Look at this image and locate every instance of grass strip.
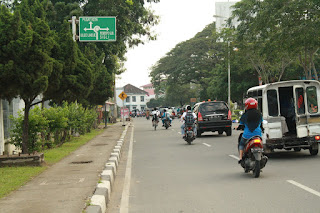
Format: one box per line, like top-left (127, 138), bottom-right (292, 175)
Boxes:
top-left (0, 128), bottom-right (104, 199)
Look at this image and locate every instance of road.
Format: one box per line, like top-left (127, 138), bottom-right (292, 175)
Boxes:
top-left (108, 117), bottom-right (320, 213)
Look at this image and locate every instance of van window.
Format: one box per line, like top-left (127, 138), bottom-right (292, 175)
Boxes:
top-left (307, 86), bottom-right (318, 113)
top-left (295, 88), bottom-right (305, 115)
top-left (267, 90), bottom-right (278, 116)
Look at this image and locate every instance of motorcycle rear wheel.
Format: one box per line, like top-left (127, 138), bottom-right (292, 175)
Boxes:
top-left (254, 160), bottom-right (261, 178)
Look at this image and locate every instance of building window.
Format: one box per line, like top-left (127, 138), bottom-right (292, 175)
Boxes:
top-left (141, 106), bottom-right (145, 111)
top-left (126, 96), bottom-right (130, 102)
top-left (141, 96), bottom-right (144, 102)
top-left (132, 96), bottom-right (136, 102)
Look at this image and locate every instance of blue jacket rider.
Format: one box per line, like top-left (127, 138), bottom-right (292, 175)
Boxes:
top-left (161, 109), bottom-right (172, 126)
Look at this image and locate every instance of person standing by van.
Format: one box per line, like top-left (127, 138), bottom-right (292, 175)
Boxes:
top-left (238, 98), bottom-right (263, 164)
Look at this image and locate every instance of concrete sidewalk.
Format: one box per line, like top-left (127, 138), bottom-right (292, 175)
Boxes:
top-left (0, 122), bottom-right (129, 213)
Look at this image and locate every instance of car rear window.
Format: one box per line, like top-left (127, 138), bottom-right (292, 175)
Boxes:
top-left (199, 102), bottom-right (228, 113)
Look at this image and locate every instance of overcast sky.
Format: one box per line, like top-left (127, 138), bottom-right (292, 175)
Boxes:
top-left (116, 0), bottom-right (235, 88)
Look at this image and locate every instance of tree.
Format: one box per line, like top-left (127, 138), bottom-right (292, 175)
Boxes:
top-left (231, 0), bottom-right (320, 82)
top-left (2, 0), bottom-right (55, 153)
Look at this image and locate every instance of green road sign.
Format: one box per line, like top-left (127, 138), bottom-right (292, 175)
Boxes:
top-left (79, 16), bottom-right (116, 42)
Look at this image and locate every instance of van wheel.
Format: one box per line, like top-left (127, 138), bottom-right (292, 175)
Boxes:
top-left (226, 128), bottom-right (232, 136)
top-left (197, 131), bottom-right (202, 137)
top-left (309, 144), bottom-right (319, 156)
top-left (294, 147), bottom-right (301, 152)
top-left (218, 130), bottom-right (223, 135)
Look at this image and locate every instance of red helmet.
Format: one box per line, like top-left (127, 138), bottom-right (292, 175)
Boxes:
top-left (245, 98), bottom-right (258, 110)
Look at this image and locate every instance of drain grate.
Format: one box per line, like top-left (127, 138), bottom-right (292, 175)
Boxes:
top-left (71, 160), bottom-right (93, 164)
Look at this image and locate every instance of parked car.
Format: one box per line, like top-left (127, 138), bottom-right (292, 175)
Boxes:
top-left (193, 101), bottom-right (232, 137)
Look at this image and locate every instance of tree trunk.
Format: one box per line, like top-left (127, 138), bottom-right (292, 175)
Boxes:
top-left (22, 100), bottom-right (31, 154)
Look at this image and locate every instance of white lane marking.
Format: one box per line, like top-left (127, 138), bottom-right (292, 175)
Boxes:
top-left (287, 180), bottom-right (320, 197)
top-left (229, 155), bottom-right (240, 160)
top-left (120, 126), bottom-right (134, 213)
top-left (178, 132), bottom-right (181, 134)
top-left (171, 129), bottom-right (175, 131)
top-left (79, 178), bottom-right (85, 183)
top-left (202, 143), bottom-right (211, 147)
top-left (40, 181), bottom-right (47, 186)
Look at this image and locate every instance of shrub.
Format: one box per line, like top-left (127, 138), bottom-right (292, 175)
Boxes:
top-left (10, 106), bottom-right (49, 153)
top-left (10, 102), bottom-right (99, 153)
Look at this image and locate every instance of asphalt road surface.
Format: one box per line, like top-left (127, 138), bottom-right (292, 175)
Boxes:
top-left (108, 117), bottom-right (320, 213)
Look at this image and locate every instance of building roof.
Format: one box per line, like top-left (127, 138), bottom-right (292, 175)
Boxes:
top-left (141, 83), bottom-right (153, 88)
top-left (124, 84), bottom-right (148, 95)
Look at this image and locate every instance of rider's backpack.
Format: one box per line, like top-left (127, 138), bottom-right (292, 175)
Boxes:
top-left (185, 111), bottom-right (195, 126)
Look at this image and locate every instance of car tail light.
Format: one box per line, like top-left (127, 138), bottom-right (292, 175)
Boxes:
top-left (198, 112), bottom-right (203, 121)
top-left (315, 136), bottom-right (320, 141)
top-left (227, 110), bottom-right (232, 120)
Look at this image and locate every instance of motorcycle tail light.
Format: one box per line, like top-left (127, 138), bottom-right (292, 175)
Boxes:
top-left (188, 126), bottom-right (192, 130)
top-left (253, 139), bottom-right (261, 143)
top-left (315, 136), bottom-right (320, 141)
top-left (198, 112), bottom-right (203, 121)
top-left (227, 110), bottom-right (232, 120)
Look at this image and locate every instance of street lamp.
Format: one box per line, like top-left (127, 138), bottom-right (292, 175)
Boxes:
top-left (213, 14), bottom-right (231, 108)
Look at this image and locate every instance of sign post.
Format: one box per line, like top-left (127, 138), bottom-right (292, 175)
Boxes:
top-left (79, 17), bottom-right (116, 42)
top-left (118, 91), bottom-right (128, 126)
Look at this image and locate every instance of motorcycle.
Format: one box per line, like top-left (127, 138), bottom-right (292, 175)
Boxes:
top-left (237, 125), bottom-right (268, 178)
top-left (152, 115), bottom-right (159, 130)
top-left (163, 117), bottom-right (170, 129)
top-left (184, 124), bottom-right (195, 145)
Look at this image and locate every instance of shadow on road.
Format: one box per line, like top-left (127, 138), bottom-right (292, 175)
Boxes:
top-left (266, 150), bottom-right (319, 160)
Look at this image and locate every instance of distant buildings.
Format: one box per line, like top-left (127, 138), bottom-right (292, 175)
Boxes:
top-left (115, 83), bottom-right (157, 111)
top-left (116, 84), bottom-right (149, 111)
top-left (141, 83), bottom-right (156, 102)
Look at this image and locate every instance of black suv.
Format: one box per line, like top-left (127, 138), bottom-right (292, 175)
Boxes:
top-left (193, 101), bottom-right (232, 137)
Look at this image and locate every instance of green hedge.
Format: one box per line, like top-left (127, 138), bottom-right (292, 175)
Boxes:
top-left (9, 102), bottom-right (99, 153)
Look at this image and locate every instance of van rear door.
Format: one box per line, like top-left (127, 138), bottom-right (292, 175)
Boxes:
top-left (294, 86), bottom-right (308, 138)
top-left (305, 85), bottom-right (320, 136)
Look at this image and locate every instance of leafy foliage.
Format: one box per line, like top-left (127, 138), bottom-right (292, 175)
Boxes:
top-left (10, 102), bottom-right (99, 153)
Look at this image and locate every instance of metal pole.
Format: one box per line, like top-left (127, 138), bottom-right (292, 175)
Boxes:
top-left (228, 41), bottom-right (231, 108)
top-left (104, 103), bottom-right (107, 128)
top-left (122, 100), bottom-right (125, 126)
top-left (72, 16), bottom-right (76, 41)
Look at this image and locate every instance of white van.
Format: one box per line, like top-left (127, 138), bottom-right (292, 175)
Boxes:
top-left (247, 80), bottom-right (320, 155)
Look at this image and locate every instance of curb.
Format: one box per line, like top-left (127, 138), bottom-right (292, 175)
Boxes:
top-left (85, 123), bottom-right (130, 213)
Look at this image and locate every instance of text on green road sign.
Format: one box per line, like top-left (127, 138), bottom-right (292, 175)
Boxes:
top-left (79, 16), bottom-right (116, 42)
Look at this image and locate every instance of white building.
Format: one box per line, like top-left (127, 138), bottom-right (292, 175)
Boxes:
top-left (116, 84), bottom-right (149, 112)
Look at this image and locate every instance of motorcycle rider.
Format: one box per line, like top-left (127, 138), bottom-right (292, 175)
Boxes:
top-left (161, 109), bottom-right (172, 126)
top-left (180, 105), bottom-right (197, 138)
top-left (237, 98), bottom-right (263, 164)
top-left (151, 107), bottom-right (160, 122)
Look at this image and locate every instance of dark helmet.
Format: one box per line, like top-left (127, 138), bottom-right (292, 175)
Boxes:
top-left (186, 105), bottom-right (191, 110)
top-left (163, 109), bottom-right (167, 112)
top-left (153, 107), bottom-right (157, 111)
